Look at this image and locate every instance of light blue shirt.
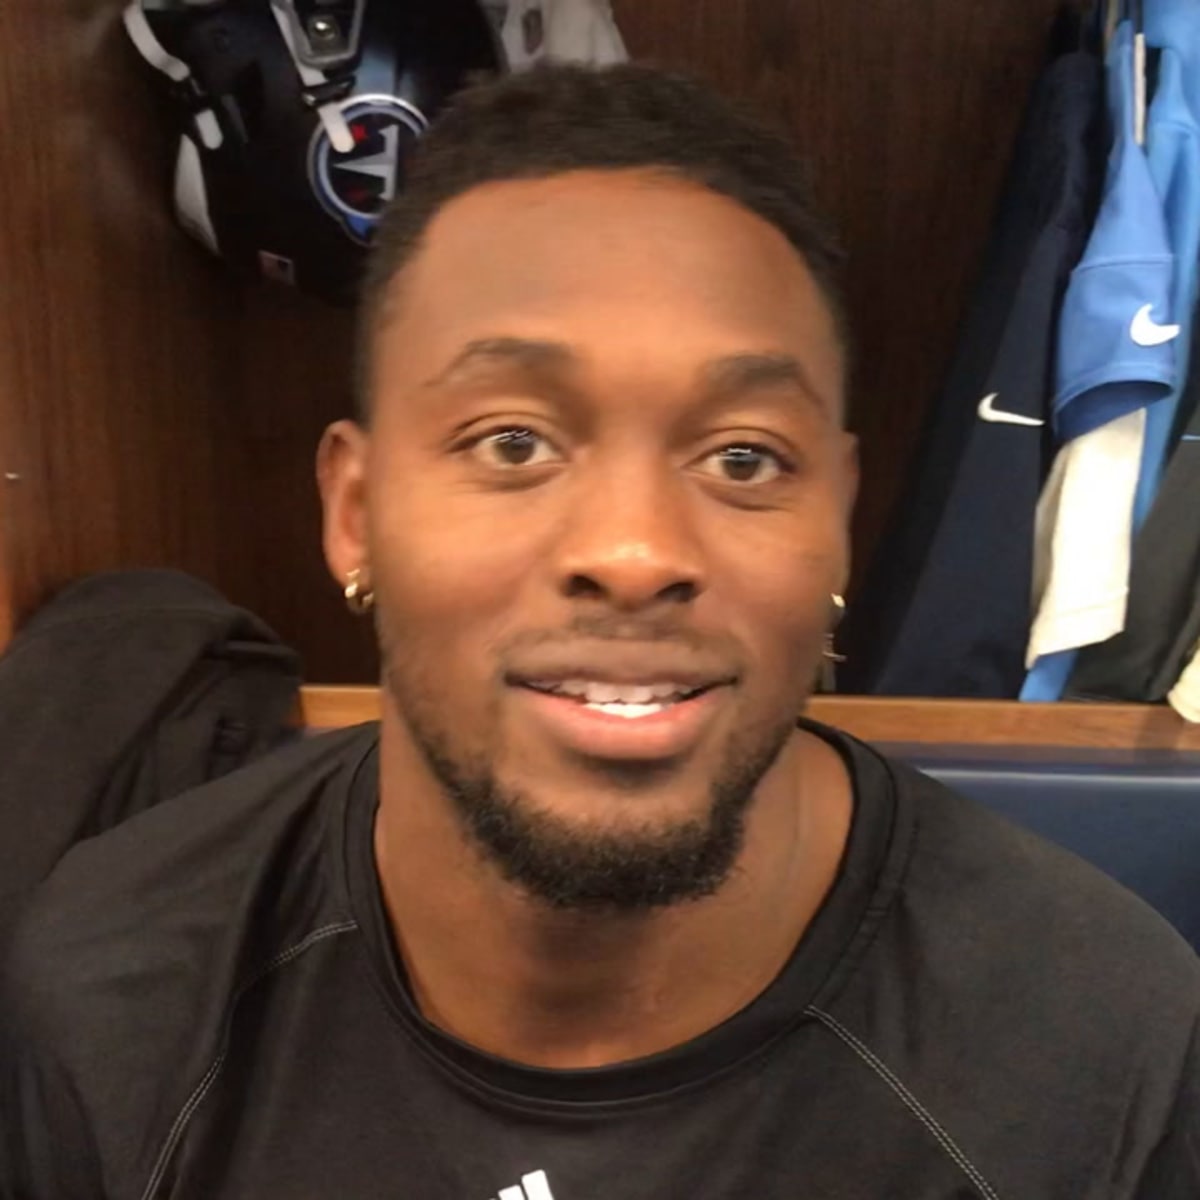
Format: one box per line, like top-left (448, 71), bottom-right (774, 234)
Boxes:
top-left (1022, 17), bottom-right (1176, 702)
top-left (1131, 0), bottom-right (1200, 525)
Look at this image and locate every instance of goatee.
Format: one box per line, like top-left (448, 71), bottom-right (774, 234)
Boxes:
top-left (386, 658), bottom-right (795, 912)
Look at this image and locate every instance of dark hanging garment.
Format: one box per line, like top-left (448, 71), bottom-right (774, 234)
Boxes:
top-left (0, 570), bottom-right (302, 905)
top-left (1066, 310), bottom-right (1200, 704)
top-left (839, 39), bottom-right (1104, 697)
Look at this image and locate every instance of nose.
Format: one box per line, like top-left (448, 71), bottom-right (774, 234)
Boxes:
top-left (553, 460), bottom-right (705, 611)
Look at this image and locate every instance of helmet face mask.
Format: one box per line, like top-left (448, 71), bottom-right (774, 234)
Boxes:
top-left (126, 0), bottom-right (501, 304)
top-left (275, 0), bottom-right (366, 72)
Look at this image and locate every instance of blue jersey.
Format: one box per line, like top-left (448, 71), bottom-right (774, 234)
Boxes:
top-left (1132, 0), bottom-right (1200, 525)
top-left (1021, 18), bottom-right (1176, 703)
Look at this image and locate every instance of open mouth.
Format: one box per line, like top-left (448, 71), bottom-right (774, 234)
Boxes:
top-left (517, 679), bottom-right (716, 719)
top-left (501, 657), bottom-right (734, 758)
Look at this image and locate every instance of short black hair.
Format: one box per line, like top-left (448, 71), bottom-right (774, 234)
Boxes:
top-left (356, 62), bottom-right (846, 420)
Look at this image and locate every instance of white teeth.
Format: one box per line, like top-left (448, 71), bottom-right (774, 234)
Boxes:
top-left (585, 701), bottom-right (668, 719)
top-left (551, 679), bottom-right (690, 704)
top-left (555, 678), bottom-right (595, 699)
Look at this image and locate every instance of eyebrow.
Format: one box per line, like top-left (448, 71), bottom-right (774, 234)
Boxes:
top-left (422, 339), bottom-right (829, 414)
top-left (699, 353), bottom-right (827, 415)
top-left (421, 337), bottom-right (577, 389)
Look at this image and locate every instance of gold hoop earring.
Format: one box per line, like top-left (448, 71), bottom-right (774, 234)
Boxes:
top-left (820, 593), bottom-right (847, 693)
top-left (344, 568), bottom-right (375, 616)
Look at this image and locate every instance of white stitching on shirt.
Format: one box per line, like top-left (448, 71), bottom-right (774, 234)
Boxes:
top-left (807, 1006), bottom-right (1002, 1200)
top-left (139, 920), bottom-right (359, 1200)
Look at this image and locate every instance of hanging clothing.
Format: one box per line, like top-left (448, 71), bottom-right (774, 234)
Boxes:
top-left (1131, 0), bottom-right (1200, 527)
top-left (1065, 302), bottom-right (1200, 705)
top-left (1169, 632), bottom-right (1200, 720)
top-left (1021, 18), bottom-right (1177, 702)
top-left (1035, 1), bottom-right (1200, 712)
top-left (0, 570), bottom-right (301, 906)
top-left (837, 39), bottom-right (1103, 697)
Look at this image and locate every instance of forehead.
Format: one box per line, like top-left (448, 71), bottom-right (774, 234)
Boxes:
top-left (374, 170), bottom-right (843, 410)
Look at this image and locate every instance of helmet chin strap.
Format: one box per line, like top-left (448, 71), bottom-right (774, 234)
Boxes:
top-left (122, 2), bottom-right (223, 150)
top-left (269, 2), bottom-right (356, 154)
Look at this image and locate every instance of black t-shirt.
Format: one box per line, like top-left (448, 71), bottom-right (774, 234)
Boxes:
top-left (3, 723), bottom-right (1199, 1199)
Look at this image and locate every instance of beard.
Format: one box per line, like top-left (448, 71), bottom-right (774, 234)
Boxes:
top-left (382, 638), bottom-right (798, 914)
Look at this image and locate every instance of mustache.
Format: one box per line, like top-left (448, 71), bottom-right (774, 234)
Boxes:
top-left (499, 616), bottom-right (738, 658)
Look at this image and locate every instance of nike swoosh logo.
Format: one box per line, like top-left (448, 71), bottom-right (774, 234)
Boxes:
top-left (977, 393), bottom-right (1045, 427)
top-left (1130, 303), bottom-right (1181, 347)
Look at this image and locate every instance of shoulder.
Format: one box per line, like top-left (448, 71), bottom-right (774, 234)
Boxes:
top-left (9, 724), bottom-right (374, 962)
top-left (890, 753), bottom-right (1200, 1003)
top-left (6, 724), bottom-right (375, 997)
top-left (824, 744), bottom-right (1200, 1194)
top-left (1, 725), bottom-right (375, 1193)
top-left (881, 752), bottom-right (1200, 1024)
top-left (872, 753), bottom-right (1196, 1140)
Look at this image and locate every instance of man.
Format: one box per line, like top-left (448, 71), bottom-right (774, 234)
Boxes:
top-left (3, 64), bottom-right (1198, 1200)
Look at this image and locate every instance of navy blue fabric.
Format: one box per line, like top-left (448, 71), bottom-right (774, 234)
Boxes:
top-left (840, 45), bottom-right (1103, 698)
top-left (900, 748), bottom-right (1200, 954)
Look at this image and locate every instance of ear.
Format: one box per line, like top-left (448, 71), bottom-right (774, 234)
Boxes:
top-left (317, 419), bottom-right (371, 591)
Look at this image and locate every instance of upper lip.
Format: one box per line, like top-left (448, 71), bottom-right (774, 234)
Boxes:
top-left (505, 645), bottom-right (738, 693)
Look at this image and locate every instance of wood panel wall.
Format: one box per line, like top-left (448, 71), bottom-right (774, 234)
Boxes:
top-left (0, 0), bottom-right (371, 682)
top-left (229, 290), bottom-right (372, 681)
top-left (0, 1), bottom-right (238, 628)
top-left (0, 0), bottom-right (1072, 685)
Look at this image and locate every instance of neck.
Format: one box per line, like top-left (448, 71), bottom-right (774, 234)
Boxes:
top-left (373, 716), bottom-right (852, 1070)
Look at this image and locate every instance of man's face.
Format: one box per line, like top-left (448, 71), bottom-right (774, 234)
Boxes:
top-left (325, 169), bottom-right (856, 910)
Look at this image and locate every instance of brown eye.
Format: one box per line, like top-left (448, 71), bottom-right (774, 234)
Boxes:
top-left (470, 427), bottom-right (560, 468)
top-left (699, 444), bottom-right (790, 484)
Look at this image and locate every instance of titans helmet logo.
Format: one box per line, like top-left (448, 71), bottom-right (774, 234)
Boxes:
top-left (308, 94), bottom-right (428, 243)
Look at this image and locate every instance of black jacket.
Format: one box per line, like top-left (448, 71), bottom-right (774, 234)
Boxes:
top-left (0, 570), bottom-right (301, 904)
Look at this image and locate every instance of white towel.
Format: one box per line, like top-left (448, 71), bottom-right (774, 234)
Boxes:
top-left (490, 0), bottom-right (629, 71)
top-left (1168, 647), bottom-right (1200, 722)
top-left (1026, 407), bottom-right (1146, 665)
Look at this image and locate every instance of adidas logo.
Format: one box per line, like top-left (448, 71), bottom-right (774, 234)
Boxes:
top-left (491, 1168), bottom-right (556, 1200)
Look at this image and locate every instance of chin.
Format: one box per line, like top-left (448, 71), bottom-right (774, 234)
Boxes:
top-left (514, 771), bottom-right (718, 830)
top-left (467, 784), bottom-right (750, 913)
top-left (439, 732), bottom-right (790, 913)
top-left (390, 660), bottom-right (799, 910)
